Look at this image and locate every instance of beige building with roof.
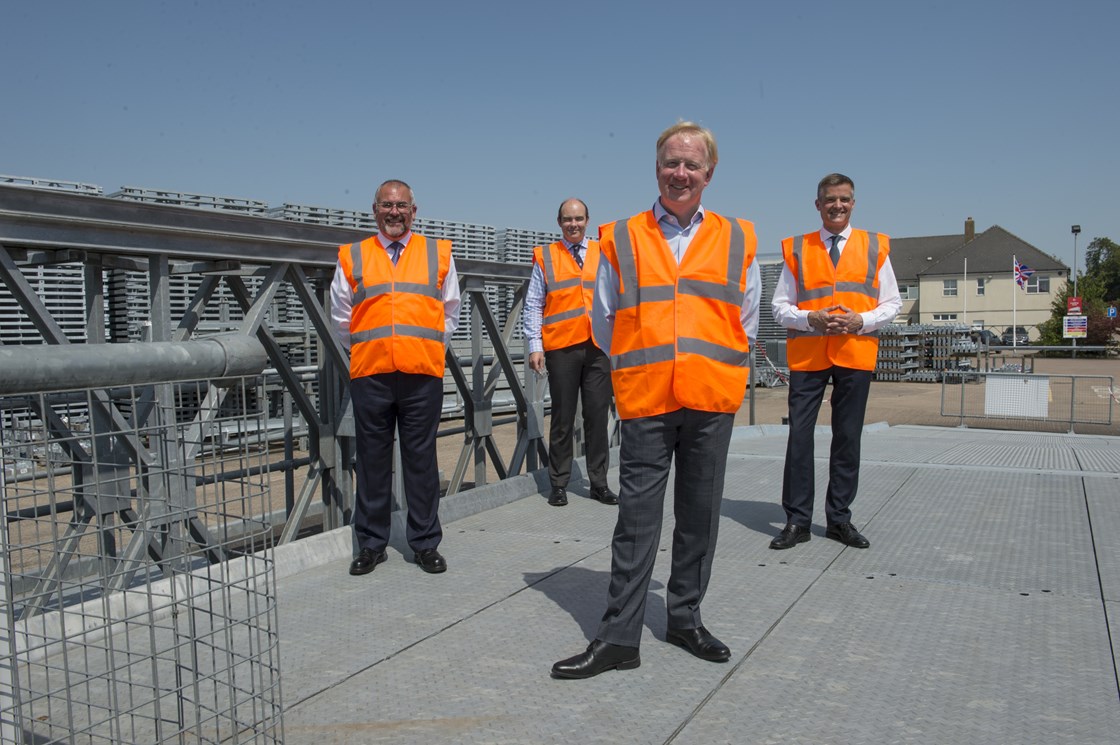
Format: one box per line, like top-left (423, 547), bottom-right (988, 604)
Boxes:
top-left (889, 218), bottom-right (1069, 341)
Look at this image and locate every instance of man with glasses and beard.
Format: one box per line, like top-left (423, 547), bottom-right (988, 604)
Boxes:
top-left (330, 179), bottom-right (461, 576)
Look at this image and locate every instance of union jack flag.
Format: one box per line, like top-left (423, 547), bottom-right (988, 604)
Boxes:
top-left (1014, 259), bottom-right (1035, 289)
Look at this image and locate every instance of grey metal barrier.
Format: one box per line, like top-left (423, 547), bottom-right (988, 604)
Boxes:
top-left (940, 370), bottom-right (1116, 433)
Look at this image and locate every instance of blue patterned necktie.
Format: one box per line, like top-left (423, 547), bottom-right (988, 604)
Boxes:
top-left (388, 241), bottom-right (403, 265)
top-left (829, 235), bottom-right (841, 266)
top-left (570, 244), bottom-right (583, 269)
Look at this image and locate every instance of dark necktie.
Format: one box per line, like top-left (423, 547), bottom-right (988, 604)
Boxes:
top-left (829, 235), bottom-right (841, 266)
top-left (570, 244), bottom-right (583, 269)
top-left (388, 241), bottom-right (403, 265)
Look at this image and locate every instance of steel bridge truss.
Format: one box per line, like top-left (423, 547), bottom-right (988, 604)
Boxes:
top-left (0, 185), bottom-right (546, 577)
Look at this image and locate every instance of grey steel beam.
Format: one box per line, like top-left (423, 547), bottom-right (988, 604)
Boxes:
top-left (148, 253), bottom-right (171, 341)
top-left (1, 184), bottom-right (529, 279)
top-left (0, 242), bottom-right (73, 343)
top-left (172, 274), bottom-right (222, 342)
top-left (285, 263), bottom-right (349, 379)
top-left (225, 274), bottom-right (323, 449)
top-left (0, 335), bottom-right (268, 395)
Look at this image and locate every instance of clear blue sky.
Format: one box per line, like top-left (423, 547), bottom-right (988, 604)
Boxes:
top-left (4, 0), bottom-right (1117, 270)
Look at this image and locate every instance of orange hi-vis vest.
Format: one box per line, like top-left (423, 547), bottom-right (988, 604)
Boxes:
top-left (338, 233), bottom-right (452, 379)
top-left (781, 229), bottom-right (889, 372)
top-left (532, 240), bottom-right (600, 351)
top-left (599, 210), bottom-right (757, 420)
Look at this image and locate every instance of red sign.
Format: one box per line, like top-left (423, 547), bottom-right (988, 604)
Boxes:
top-left (1067, 296), bottom-right (1082, 315)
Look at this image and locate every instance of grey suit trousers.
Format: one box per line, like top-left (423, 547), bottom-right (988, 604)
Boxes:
top-left (596, 408), bottom-right (734, 647)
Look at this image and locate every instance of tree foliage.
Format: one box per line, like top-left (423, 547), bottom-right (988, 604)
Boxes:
top-left (1084, 237), bottom-right (1120, 303)
top-left (1037, 236), bottom-right (1120, 349)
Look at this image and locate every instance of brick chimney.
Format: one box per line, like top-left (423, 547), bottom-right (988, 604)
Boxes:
top-left (965, 217), bottom-right (975, 242)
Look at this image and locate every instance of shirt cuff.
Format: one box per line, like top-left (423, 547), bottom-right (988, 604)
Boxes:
top-left (798, 309), bottom-right (814, 332)
top-left (529, 339), bottom-right (544, 354)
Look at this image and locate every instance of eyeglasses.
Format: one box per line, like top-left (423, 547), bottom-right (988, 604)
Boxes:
top-left (376, 201), bottom-right (413, 212)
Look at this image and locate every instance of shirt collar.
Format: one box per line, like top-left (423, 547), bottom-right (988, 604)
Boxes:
top-left (564, 239), bottom-right (585, 250)
top-left (376, 231), bottom-right (412, 248)
top-left (820, 226), bottom-right (852, 243)
top-left (653, 199), bottom-right (705, 228)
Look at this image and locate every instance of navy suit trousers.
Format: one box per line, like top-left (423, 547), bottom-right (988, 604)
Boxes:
top-left (350, 371), bottom-right (443, 553)
top-left (781, 366), bottom-right (873, 527)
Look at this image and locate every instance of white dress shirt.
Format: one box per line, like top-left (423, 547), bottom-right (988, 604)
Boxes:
top-left (329, 230), bottom-right (461, 349)
top-left (771, 226), bottom-right (902, 333)
top-left (522, 238), bottom-right (586, 355)
top-left (591, 200), bottom-right (762, 353)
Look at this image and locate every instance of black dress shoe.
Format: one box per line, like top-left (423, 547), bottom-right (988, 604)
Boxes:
top-left (770, 523), bottom-right (811, 550)
top-left (349, 548), bottom-right (387, 576)
top-left (665, 626), bottom-right (731, 662)
top-left (591, 486), bottom-right (618, 505)
top-left (551, 639), bottom-right (640, 679)
top-left (548, 487), bottom-right (568, 506)
top-left (414, 548), bottom-right (447, 573)
top-left (826, 522), bottom-right (870, 548)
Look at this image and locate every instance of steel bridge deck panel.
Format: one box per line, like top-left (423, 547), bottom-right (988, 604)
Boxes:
top-left (1087, 476), bottom-right (1120, 602)
top-left (281, 546), bottom-right (818, 744)
top-left (671, 574), bottom-right (1118, 745)
top-left (267, 425), bottom-right (1120, 745)
top-left (838, 469), bottom-right (1099, 596)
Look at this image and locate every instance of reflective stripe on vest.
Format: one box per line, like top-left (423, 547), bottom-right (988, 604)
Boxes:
top-left (351, 324), bottom-right (445, 345)
top-left (341, 234), bottom-right (450, 378)
top-left (611, 218), bottom-right (747, 371)
top-left (537, 241), bottom-right (595, 350)
top-left (782, 229), bottom-right (886, 371)
top-left (602, 210), bottom-right (756, 419)
top-left (790, 232), bottom-right (881, 302)
top-left (540, 242), bottom-right (584, 326)
top-left (785, 231), bottom-right (882, 340)
top-left (349, 239), bottom-right (442, 307)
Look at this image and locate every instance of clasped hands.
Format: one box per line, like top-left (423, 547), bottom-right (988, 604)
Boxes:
top-left (808, 305), bottom-right (864, 335)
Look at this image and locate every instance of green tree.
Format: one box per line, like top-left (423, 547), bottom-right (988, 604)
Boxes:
top-left (1084, 237), bottom-right (1120, 302)
top-left (1037, 237), bottom-right (1120, 350)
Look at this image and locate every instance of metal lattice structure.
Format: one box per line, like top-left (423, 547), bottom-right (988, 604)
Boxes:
top-left (0, 181), bottom-right (549, 509)
top-left (1, 375), bottom-right (283, 744)
top-left (0, 182), bottom-right (564, 743)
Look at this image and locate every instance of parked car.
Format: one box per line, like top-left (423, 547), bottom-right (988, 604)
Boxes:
top-left (1001, 326), bottom-right (1029, 345)
top-left (972, 329), bottom-right (1001, 348)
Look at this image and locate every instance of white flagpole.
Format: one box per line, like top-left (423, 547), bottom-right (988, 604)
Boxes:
top-left (1012, 254), bottom-right (1018, 349)
top-left (963, 257), bottom-right (968, 328)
